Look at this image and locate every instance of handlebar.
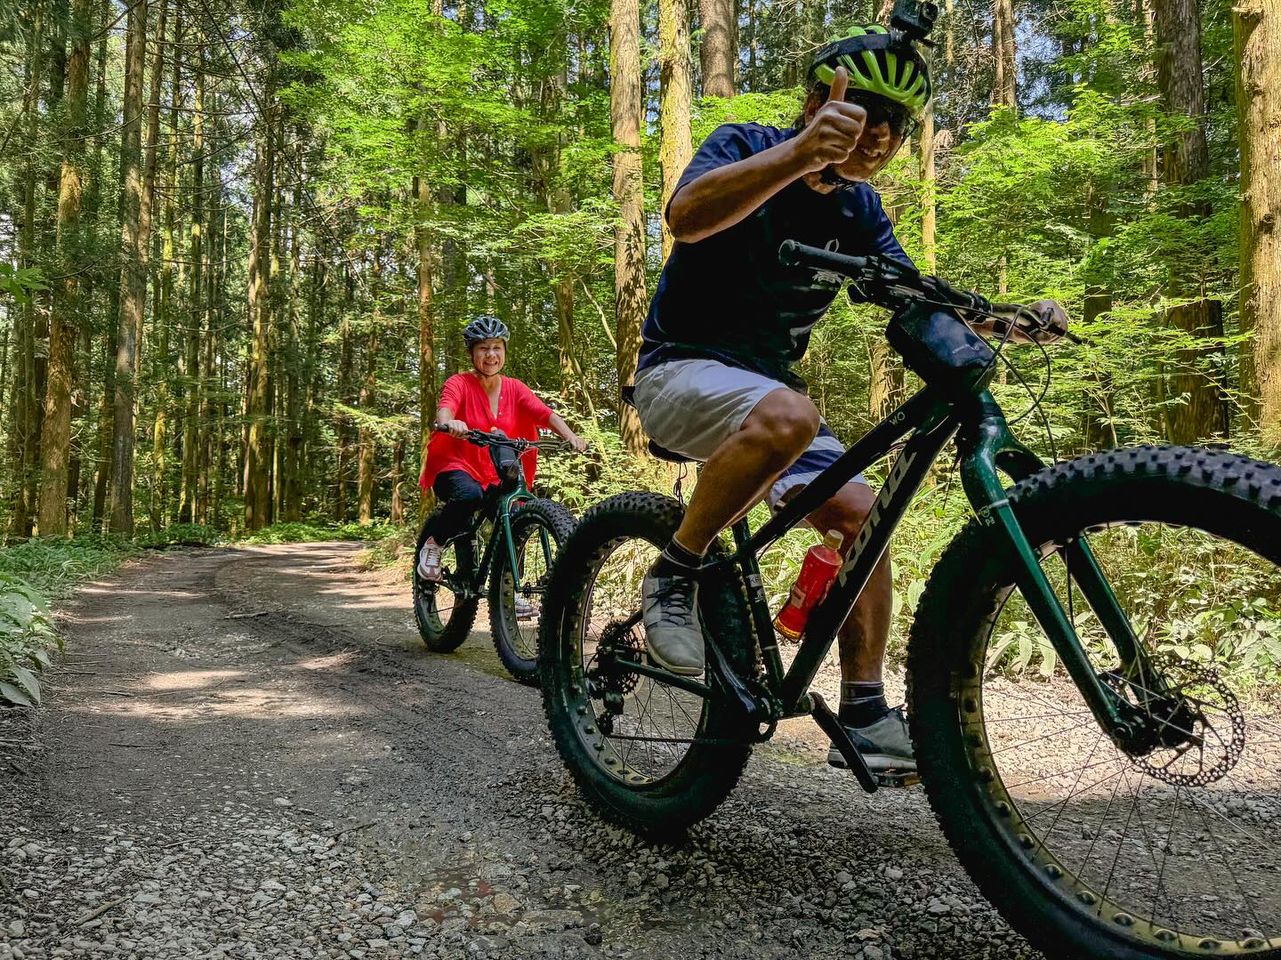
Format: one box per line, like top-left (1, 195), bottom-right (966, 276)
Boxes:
top-left (431, 425), bottom-right (574, 453)
top-left (777, 240), bottom-right (1081, 345)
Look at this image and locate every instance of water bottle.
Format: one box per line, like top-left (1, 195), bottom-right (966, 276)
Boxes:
top-left (774, 529), bottom-right (845, 639)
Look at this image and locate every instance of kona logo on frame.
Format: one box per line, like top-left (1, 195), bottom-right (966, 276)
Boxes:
top-left (836, 448), bottom-right (918, 588)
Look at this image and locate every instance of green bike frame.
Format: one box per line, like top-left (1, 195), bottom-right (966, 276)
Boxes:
top-left (689, 383), bottom-right (1153, 747)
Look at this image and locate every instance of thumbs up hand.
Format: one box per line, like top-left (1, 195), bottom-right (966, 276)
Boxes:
top-left (790, 66), bottom-right (869, 175)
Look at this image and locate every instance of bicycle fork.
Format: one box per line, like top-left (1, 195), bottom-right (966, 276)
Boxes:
top-left (960, 398), bottom-right (1161, 752)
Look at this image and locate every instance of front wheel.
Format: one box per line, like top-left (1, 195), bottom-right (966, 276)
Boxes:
top-left (909, 446), bottom-right (1281, 960)
top-left (488, 499), bottom-right (576, 685)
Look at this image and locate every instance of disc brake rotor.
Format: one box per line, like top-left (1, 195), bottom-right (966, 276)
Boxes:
top-left (1108, 655), bottom-right (1246, 787)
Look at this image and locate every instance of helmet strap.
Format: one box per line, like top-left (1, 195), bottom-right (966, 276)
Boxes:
top-left (818, 165), bottom-right (865, 192)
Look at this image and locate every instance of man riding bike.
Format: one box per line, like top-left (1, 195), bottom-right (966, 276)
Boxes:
top-left (418, 316), bottom-right (587, 586)
top-left (631, 25), bottom-right (1069, 776)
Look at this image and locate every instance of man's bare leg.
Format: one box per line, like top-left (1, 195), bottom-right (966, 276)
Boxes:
top-left (671, 389), bottom-right (820, 553)
top-left (643, 389), bottom-right (819, 676)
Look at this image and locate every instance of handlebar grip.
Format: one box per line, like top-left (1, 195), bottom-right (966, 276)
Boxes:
top-left (778, 239), bottom-right (869, 275)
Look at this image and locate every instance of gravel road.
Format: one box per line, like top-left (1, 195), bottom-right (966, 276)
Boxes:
top-left (0, 542), bottom-right (1041, 960)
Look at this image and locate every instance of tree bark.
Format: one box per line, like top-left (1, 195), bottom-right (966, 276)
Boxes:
top-left (415, 173), bottom-right (437, 499)
top-left (1153, 0), bottom-right (1224, 441)
top-left (993, 0), bottom-right (1017, 107)
top-left (1234, 0), bottom-right (1281, 445)
top-left (659, 0), bottom-right (694, 261)
top-left (37, 0), bottom-right (94, 535)
top-left (698, 0), bottom-right (736, 97)
top-left (610, 0), bottom-right (649, 456)
top-left (147, 0), bottom-right (170, 528)
top-left (180, 34), bottom-right (206, 523)
top-left (245, 79), bottom-right (277, 531)
top-left (107, 0), bottom-right (149, 535)
top-left (1153, 0), bottom-right (1210, 192)
top-left (919, 104), bottom-right (937, 274)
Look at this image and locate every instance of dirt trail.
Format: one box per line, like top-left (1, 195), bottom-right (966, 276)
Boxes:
top-left (0, 543), bottom-right (1037, 960)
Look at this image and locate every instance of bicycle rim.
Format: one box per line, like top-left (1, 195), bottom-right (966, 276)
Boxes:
top-left (566, 535), bottom-right (710, 786)
top-left (415, 540), bottom-right (464, 630)
top-left (969, 519), bottom-right (1281, 953)
top-left (500, 521), bottom-right (557, 662)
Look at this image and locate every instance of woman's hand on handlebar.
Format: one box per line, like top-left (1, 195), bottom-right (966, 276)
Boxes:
top-left (437, 418), bottom-right (470, 439)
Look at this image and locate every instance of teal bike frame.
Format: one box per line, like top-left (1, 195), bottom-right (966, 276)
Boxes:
top-left (444, 436), bottom-right (557, 602)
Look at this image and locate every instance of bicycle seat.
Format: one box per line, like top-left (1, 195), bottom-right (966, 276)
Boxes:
top-left (648, 441), bottom-right (694, 464)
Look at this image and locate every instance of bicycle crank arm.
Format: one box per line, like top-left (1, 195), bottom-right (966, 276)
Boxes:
top-left (810, 693), bottom-right (878, 794)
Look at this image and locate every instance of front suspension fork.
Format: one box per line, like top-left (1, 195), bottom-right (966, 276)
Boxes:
top-left (959, 397), bottom-right (1159, 745)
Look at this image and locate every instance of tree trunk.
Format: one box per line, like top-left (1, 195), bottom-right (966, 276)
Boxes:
top-left (146, 0), bottom-right (170, 528)
top-left (37, 0), bottom-right (94, 536)
top-left (107, 0), bottom-right (149, 535)
top-left (1153, 0), bottom-right (1210, 192)
top-left (610, 0), bottom-right (649, 456)
top-left (1234, 0), bottom-right (1281, 445)
top-left (181, 35), bottom-right (206, 523)
top-left (415, 173), bottom-right (437, 499)
top-left (868, 340), bottom-right (905, 422)
top-left (245, 83), bottom-right (277, 531)
top-left (699, 0), bottom-right (736, 97)
top-left (1153, 0), bottom-right (1223, 441)
top-left (993, 0), bottom-right (1017, 107)
top-left (918, 104), bottom-right (937, 273)
top-left (659, 0), bottom-right (694, 261)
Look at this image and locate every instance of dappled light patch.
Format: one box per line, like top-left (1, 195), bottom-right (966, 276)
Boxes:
top-left (142, 669), bottom-right (246, 691)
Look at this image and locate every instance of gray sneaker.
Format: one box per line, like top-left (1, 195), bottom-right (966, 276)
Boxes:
top-left (828, 706), bottom-right (916, 774)
top-left (641, 565), bottom-right (704, 677)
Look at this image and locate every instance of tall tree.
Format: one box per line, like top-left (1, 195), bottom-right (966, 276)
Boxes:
top-left (1234, 0), bottom-right (1281, 444)
top-left (610, 0), bottom-right (648, 456)
top-left (107, 0), bottom-right (149, 535)
top-left (698, 0), bottom-right (736, 97)
top-left (993, 0), bottom-right (1017, 107)
top-left (659, 0), bottom-right (693, 260)
top-left (37, 0), bottom-right (94, 535)
top-left (1153, 0), bottom-right (1226, 442)
top-left (244, 75), bottom-right (277, 531)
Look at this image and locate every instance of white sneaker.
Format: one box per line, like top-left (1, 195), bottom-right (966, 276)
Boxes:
top-left (417, 539), bottom-right (442, 581)
top-left (514, 597), bottom-right (537, 621)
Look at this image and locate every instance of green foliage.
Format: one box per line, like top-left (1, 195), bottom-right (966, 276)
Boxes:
top-left (240, 521), bottom-right (400, 544)
top-left (0, 574), bottom-right (60, 708)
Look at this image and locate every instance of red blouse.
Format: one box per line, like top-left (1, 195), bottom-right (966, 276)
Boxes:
top-left (419, 373), bottom-right (554, 491)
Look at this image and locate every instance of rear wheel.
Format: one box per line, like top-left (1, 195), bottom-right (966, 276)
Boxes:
top-left (489, 499), bottom-right (576, 685)
top-left (413, 511), bottom-right (480, 653)
top-left (539, 492), bottom-right (757, 838)
top-left (909, 446), bottom-right (1281, 960)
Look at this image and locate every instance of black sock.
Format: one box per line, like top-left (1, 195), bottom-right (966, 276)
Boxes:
top-left (839, 681), bottom-right (889, 727)
top-left (651, 537), bottom-right (705, 578)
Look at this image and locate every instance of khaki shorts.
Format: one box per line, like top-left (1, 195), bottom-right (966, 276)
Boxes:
top-left (632, 358), bottom-right (866, 506)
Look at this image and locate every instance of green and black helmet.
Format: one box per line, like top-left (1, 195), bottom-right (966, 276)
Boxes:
top-left (806, 24), bottom-right (932, 116)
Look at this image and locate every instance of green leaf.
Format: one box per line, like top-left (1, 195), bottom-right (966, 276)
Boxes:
top-left (0, 682), bottom-right (34, 708)
top-left (10, 666), bottom-right (41, 704)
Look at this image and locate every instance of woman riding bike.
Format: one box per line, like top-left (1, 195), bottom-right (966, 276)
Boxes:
top-left (417, 315), bottom-right (587, 590)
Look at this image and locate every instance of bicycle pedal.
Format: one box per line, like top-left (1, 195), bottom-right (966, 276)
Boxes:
top-left (874, 770), bottom-right (920, 789)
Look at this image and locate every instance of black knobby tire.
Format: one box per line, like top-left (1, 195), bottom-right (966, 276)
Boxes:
top-left (488, 499), bottom-right (577, 685)
top-left (907, 445), bottom-right (1281, 960)
top-left (539, 492), bottom-right (757, 838)
top-left (413, 509), bottom-right (480, 653)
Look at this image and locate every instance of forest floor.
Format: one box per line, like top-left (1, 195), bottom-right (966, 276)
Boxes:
top-left (0, 541), bottom-right (1043, 960)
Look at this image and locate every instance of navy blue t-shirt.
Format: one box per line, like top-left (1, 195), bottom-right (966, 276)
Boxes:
top-left (638, 122), bottom-right (912, 387)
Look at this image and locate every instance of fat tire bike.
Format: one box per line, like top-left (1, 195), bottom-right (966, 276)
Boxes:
top-left (539, 239), bottom-right (1281, 959)
top-left (414, 429), bottom-right (575, 684)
